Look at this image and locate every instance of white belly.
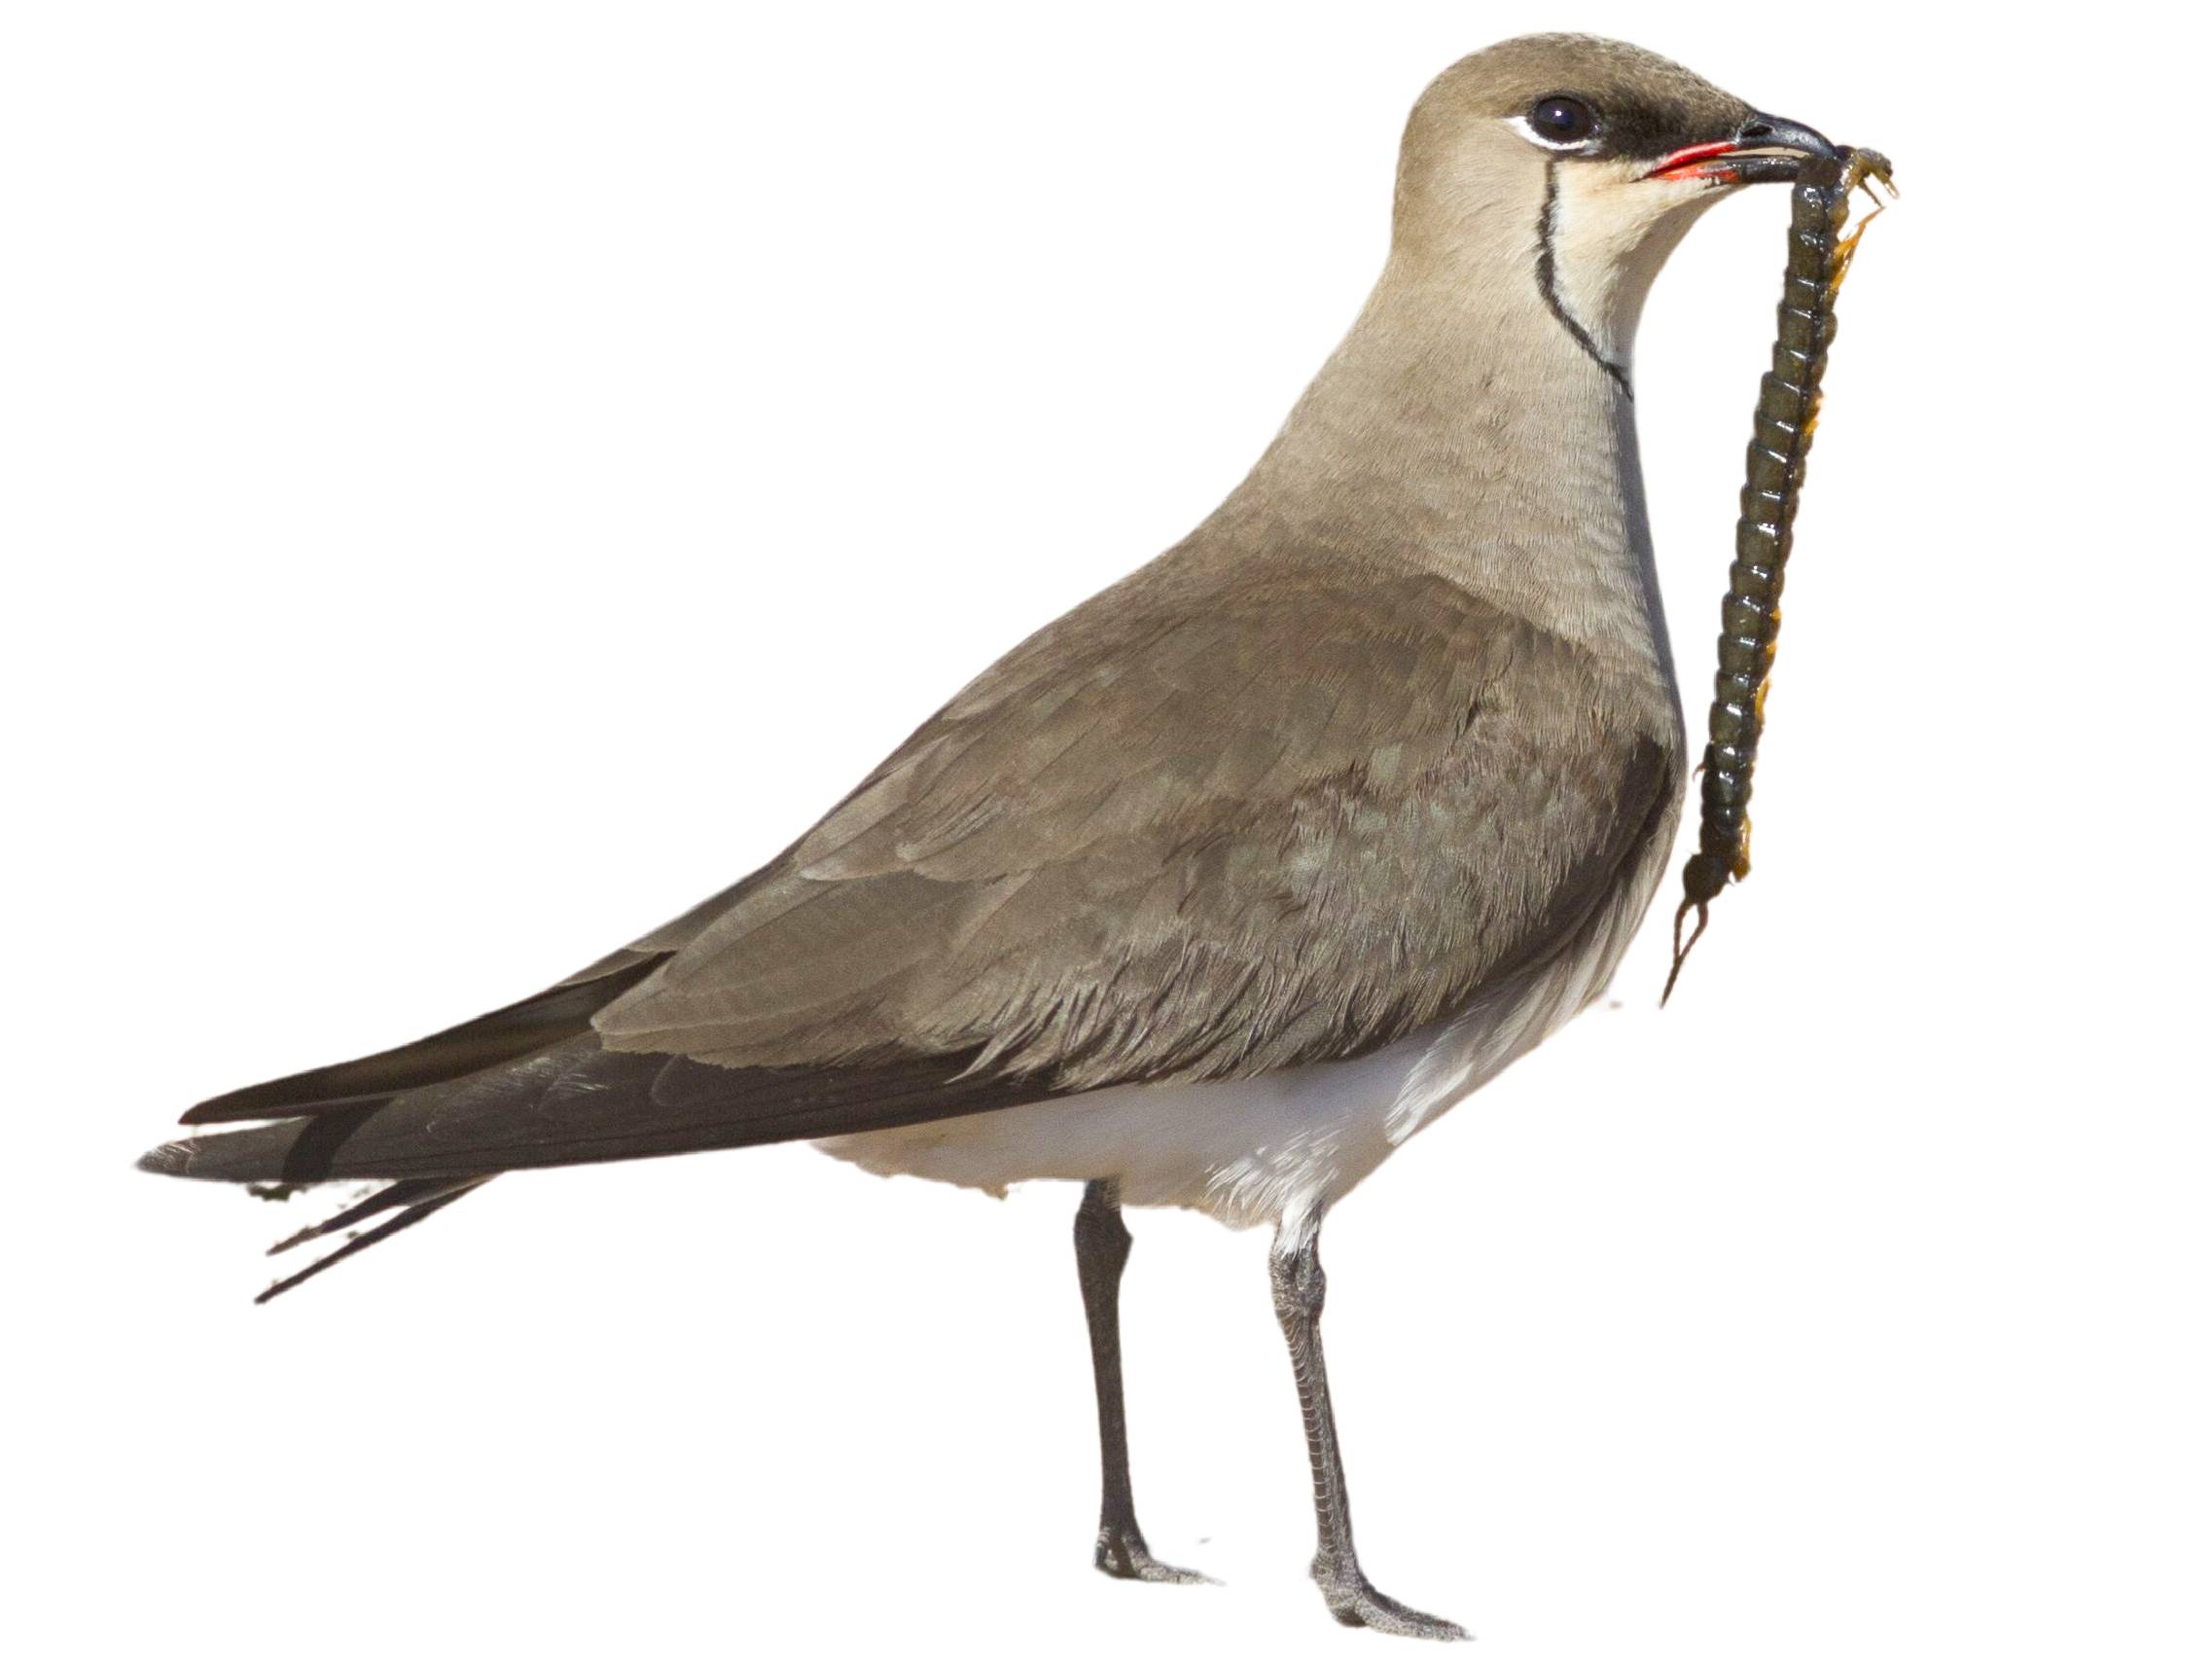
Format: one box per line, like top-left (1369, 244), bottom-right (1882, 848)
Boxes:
top-left (819, 1028), bottom-right (1436, 1227)
top-left (818, 817), bottom-right (1674, 1229)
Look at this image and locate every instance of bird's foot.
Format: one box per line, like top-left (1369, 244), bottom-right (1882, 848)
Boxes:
top-left (1313, 1561), bottom-right (1468, 1641)
top-left (1094, 1524), bottom-right (1215, 1585)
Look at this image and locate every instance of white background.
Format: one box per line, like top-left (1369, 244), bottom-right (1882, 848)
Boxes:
top-left (6, 4), bottom-right (2205, 1656)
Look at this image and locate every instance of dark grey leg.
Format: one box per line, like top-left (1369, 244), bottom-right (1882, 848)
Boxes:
top-left (1271, 1215), bottom-right (1466, 1640)
top-left (1074, 1179), bottom-right (1209, 1584)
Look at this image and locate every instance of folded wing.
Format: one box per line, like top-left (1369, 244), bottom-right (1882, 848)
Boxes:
top-left (146, 557), bottom-right (1672, 1190)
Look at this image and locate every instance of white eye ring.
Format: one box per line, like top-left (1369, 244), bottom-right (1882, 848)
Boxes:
top-left (1504, 114), bottom-right (1597, 155)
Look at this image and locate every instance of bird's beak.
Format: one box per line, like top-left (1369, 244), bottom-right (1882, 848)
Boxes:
top-left (1642, 111), bottom-right (1839, 185)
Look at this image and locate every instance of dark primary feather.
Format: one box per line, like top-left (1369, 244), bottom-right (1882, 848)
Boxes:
top-left (180, 953), bottom-right (662, 1124)
top-left (143, 1038), bottom-right (1048, 1182)
top-left (144, 552), bottom-right (1673, 1206)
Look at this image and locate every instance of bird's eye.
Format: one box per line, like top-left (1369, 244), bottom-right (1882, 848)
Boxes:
top-left (1527, 94), bottom-right (1599, 146)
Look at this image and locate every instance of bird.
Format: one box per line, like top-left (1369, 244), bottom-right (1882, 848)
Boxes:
top-left (141, 33), bottom-right (1859, 1641)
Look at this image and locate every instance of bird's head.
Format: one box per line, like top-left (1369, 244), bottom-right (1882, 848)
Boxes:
top-left (1392, 34), bottom-right (1837, 368)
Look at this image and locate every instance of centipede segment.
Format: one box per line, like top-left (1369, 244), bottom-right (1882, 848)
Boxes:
top-left (1662, 148), bottom-right (1893, 1003)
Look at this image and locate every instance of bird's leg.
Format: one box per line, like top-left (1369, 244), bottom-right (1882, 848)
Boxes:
top-left (1074, 1178), bottom-right (1210, 1584)
top-left (1270, 1214), bottom-right (1466, 1641)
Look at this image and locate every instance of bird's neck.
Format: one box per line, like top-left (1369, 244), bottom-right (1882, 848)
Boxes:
top-left (1201, 251), bottom-right (1682, 720)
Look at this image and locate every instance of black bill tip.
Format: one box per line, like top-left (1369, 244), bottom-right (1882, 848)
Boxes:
top-left (1734, 111), bottom-right (1838, 161)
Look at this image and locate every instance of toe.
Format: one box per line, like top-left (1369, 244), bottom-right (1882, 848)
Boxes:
top-left (1318, 1571), bottom-right (1468, 1640)
top-left (1095, 1531), bottom-right (1218, 1585)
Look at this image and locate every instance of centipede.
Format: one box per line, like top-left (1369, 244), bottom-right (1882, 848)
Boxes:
top-left (1662, 146), bottom-right (1894, 1003)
